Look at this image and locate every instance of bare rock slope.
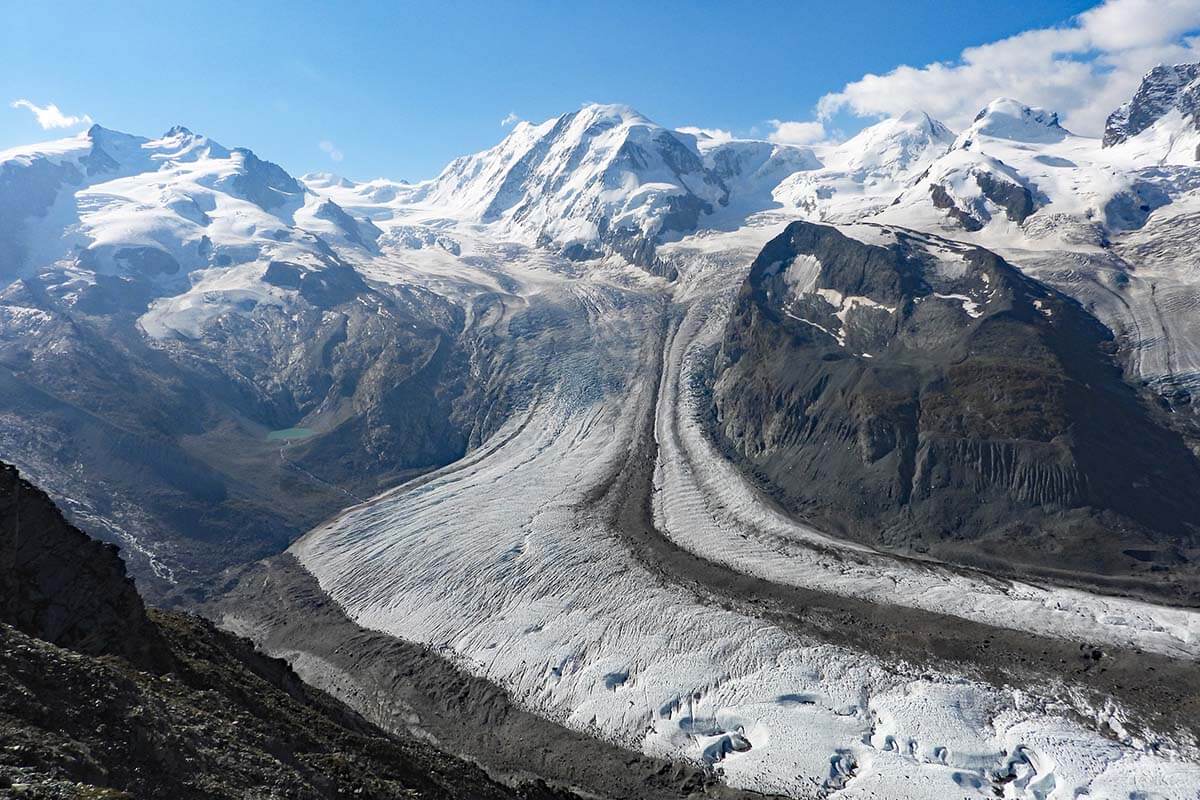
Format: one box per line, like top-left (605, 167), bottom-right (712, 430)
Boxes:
top-left (0, 461), bottom-right (579, 800)
top-left (710, 221), bottom-right (1200, 600)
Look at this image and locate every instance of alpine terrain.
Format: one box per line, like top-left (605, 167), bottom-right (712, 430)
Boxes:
top-left (3, 58), bottom-right (1200, 799)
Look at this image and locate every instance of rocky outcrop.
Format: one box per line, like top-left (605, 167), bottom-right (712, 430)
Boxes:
top-left (974, 171), bottom-right (1035, 223)
top-left (0, 461), bottom-right (581, 799)
top-left (1104, 64), bottom-right (1200, 147)
top-left (226, 147), bottom-right (304, 210)
top-left (0, 463), bottom-right (170, 671)
top-left (710, 221), bottom-right (1200, 597)
top-left (0, 616), bottom-right (583, 799)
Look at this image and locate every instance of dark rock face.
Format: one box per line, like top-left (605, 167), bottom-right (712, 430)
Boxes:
top-left (0, 463), bottom-right (581, 799)
top-left (930, 184), bottom-right (983, 231)
top-left (1104, 63), bottom-right (1200, 147)
top-left (0, 259), bottom-right (485, 600)
top-left (974, 171), bottom-right (1035, 223)
top-left (710, 221), bottom-right (1200, 597)
top-left (227, 148), bottom-right (304, 211)
top-left (928, 169), bottom-right (1038, 231)
top-left (0, 463), bottom-right (170, 671)
top-left (114, 246), bottom-right (181, 276)
top-left (0, 618), bottom-right (580, 799)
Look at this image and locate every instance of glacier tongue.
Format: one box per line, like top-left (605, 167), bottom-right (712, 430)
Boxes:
top-left (6, 84), bottom-right (1200, 799)
top-left (292, 226), bottom-right (1200, 799)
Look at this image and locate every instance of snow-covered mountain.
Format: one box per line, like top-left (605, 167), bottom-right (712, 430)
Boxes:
top-left (860, 72), bottom-right (1200, 417)
top-left (5, 67), bottom-right (1200, 800)
top-left (0, 123), bottom-right (490, 592)
top-left (1104, 63), bottom-right (1200, 148)
top-left (282, 74), bottom-right (1200, 800)
top-left (772, 109), bottom-right (955, 220)
top-left (5, 70), bottom-right (1200, 591)
top-left (305, 104), bottom-right (829, 273)
top-left (0, 123), bottom-right (390, 338)
top-left (406, 103), bottom-right (730, 272)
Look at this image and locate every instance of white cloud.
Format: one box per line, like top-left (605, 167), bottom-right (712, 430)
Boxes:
top-left (500, 112), bottom-right (520, 127)
top-left (767, 119), bottom-right (827, 145)
top-left (319, 140), bottom-right (344, 163)
top-left (10, 99), bottom-right (92, 129)
top-left (1079, 0), bottom-right (1200, 50)
top-left (676, 125), bottom-right (734, 142)
top-left (816, 0), bottom-right (1200, 136)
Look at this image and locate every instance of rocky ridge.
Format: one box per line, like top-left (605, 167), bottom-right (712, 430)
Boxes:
top-left (0, 460), bottom-right (583, 799)
top-left (710, 221), bottom-right (1200, 599)
top-left (1104, 63), bottom-right (1200, 147)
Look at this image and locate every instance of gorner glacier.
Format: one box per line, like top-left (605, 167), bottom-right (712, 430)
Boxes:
top-left (4, 67), bottom-right (1200, 799)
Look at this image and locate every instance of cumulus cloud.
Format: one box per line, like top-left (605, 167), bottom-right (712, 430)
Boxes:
top-left (816, 0), bottom-right (1200, 135)
top-left (318, 140), bottom-right (344, 162)
top-left (676, 125), bottom-right (734, 142)
top-left (500, 112), bottom-right (521, 127)
top-left (767, 119), bottom-right (827, 145)
top-left (10, 99), bottom-right (92, 129)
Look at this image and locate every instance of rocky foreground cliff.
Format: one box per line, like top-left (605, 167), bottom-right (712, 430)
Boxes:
top-left (0, 461), bottom-right (578, 799)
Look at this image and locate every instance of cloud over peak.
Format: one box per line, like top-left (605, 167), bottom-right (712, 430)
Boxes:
top-left (676, 125), bottom-right (734, 142)
top-left (816, 0), bottom-right (1200, 136)
top-left (10, 99), bottom-right (93, 129)
top-left (767, 119), bottom-right (827, 146)
top-left (319, 140), bottom-right (345, 162)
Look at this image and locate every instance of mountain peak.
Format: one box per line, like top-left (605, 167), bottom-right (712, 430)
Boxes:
top-left (85, 123), bottom-right (133, 142)
top-left (417, 102), bottom-right (722, 271)
top-left (303, 171), bottom-right (355, 189)
top-left (1103, 62), bottom-right (1200, 147)
top-left (829, 110), bottom-right (954, 176)
top-left (573, 102), bottom-right (653, 126)
top-left (960, 98), bottom-right (1067, 144)
top-left (895, 109), bottom-right (944, 130)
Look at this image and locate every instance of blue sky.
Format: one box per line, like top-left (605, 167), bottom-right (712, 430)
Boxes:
top-left (2, 0), bottom-right (1188, 181)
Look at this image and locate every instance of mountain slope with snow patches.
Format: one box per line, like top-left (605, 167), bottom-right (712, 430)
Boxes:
top-left (0, 124), bottom-right (496, 593)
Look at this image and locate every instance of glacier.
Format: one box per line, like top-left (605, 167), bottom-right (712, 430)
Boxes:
top-left (5, 68), bottom-right (1200, 798)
